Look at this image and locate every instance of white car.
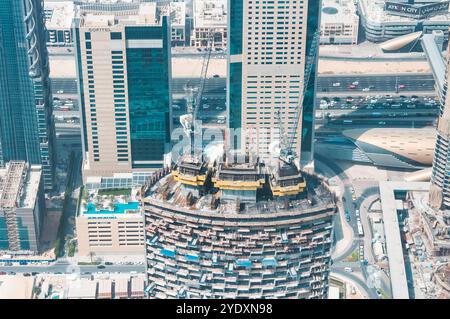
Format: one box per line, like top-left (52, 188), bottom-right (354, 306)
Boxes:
top-left (332, 82), bottom-right (341, 87)
top-left (362, 88), bottom-right (370, 92)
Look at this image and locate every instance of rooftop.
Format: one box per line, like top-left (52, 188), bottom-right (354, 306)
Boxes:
top-left (44, 1), bottom-right (75, 29)
top-left (79, 187), bottom-right (142, 218)
top-left (144, 157), bottom-right (334, 217)
top-left (170, 2), bottom-right (186, 27)
top-left (379, 181), bottom-right (431, 299)
top-left (193, 0), bottom-right (227, 28)
top-left (79, 2), bottom-right (160, 28)
top-left (0, 162), bottom-right (41, 210)
top-left (321, 0), bottom-right (359, 24)
top-left (359, 0), bottom-right (450, 23)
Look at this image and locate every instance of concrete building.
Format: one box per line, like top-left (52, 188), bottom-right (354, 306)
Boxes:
top-left (43, 1), bottom-right (75, 46)
top-left (430, 36), bottom-right (450, 210)
top-left (0, 0), bottom-right (56, 191)
top-left (358, 0), bottom-right (450, 44)
top-left (74, 2), bottom-right (172, 184)
top-left (316, 128), bottom-right (436, 170)
top-left (320, 0), bottom-right (359, 45)
top-left (227, 0), bottom-right (321, 168)
top-left (191, 0), bottom-right (227, 48)
top-left (0, 162), bottom-right (45, 253)
top-left (170, 2), bottom-right (188, 46)
top-left (76, 188), bottom-right (145, 256)
top-left (142, 153), bottom-right (336, 299)
top-left (420, 28), bottom-right (450, 210)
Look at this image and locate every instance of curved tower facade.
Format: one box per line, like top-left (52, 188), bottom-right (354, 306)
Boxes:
top-left (430, 40), bottom-right (450, 211)
top-left (0, 0), bottom-right (55, 190)
top-left (142, 154), bottom-right (336, 299)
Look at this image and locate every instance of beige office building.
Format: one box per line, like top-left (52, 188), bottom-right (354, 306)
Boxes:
top-left (191, 0), bottom-right (227, 48)
top-left (320, 0), bottom-right (359, 45)
top-left (76, 210), bottom-right (145, 256)
top-left (74, 3), bottom-right (172, 184)
top-left (228, 0), bottom-right (321, 168)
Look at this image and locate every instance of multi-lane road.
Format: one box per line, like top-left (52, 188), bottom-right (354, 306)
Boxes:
top-left (317, 74), bottom-right (435, 94)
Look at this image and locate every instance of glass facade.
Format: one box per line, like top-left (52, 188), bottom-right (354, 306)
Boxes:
top-left (228, 0), bottom-right (244, 149)
top-left (0, 217), bottom-right (8, 250)
top-left (300, 0), bottom-right (321, 165)
top-left (229, 63), bottom-right (242, 148)
top-left (0, 0), bottom-right (55, 190)
top-left (125, 20), bottom-right (171, 168)
top-left (229, 0), bottom-right (243, 55)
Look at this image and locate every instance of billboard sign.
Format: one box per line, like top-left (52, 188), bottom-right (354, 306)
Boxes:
top-left (384, 1), bottom-right (450, 19)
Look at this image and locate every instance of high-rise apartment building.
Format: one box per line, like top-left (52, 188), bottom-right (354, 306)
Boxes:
top-left (142, 155), bottom-right (335, 299)
top-left (74, 2), bottom-right (172, 183)
top-left (227, 0), bottom-right (321, 168)
top-left (0, 161), bottom-right (45, 253)
top-left (0, 0), bottom-right (56, 191)
top-left (430, 38), bottom-right (450, 211)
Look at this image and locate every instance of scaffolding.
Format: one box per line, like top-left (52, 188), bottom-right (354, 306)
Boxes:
top-left (0, 161), bottom-right (27, 251)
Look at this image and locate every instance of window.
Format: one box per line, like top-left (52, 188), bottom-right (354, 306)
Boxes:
top-left (110, 32), bottom-right (122, 40)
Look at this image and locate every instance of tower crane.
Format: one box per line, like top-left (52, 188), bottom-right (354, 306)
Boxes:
top-left (179, 30), bottom-right (215, 158)
top-left (276, 31), bottom-right (320, 165)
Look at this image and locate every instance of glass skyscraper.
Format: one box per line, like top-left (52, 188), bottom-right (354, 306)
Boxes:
top-left (227, 0), bottom-right (322, 168)
top-left (0, 0), bottom-right (56, 191)
top-left (74, 2), bottom-right (172, 183)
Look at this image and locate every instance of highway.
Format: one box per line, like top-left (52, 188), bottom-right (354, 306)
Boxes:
top-left (0, 262), bottom-right (145, 275)
top-left (318, 74), bottom-right (435, 94)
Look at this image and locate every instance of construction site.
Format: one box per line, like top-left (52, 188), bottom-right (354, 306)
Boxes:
top-left (0, 162), bottom-right (45, 254)
top-left (141, 150), bottom-right (336, 299)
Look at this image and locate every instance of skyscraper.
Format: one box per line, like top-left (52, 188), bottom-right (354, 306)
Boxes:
top-left (430, 39), bottom-right (450, 211)
top-left (227, 0), bottom-right (321, 168)
top-left (142, 153), bottom-right (335, 299)
top-left (74, 2), bottom-right (172, 184)
top-left (0, 0), bottom-right (56, 191)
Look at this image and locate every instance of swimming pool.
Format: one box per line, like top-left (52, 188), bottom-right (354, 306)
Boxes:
top-left (84, 201), bottom-right (139, 214)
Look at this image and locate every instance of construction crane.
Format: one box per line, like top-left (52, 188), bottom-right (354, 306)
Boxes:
top-left (276, 31), bottom-right (320, 165)
top-left (180, 30), bottom-right (215, 157)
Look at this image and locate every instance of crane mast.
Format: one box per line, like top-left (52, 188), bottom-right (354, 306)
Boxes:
top-left (277, 31), bottom-right (320, 165)
top-left (180, 30), bottom-right (215, 158)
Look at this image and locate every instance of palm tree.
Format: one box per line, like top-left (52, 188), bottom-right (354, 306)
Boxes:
top-left (89, 251), bottom-right (96, 264)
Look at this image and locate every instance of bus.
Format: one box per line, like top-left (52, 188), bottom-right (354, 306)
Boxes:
top-left (357, 221), bottom-right (364, 237)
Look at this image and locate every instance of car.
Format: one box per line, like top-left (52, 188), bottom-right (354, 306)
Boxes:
top-left (362, 88), bottom-right (370, 92)
top-left (398, 84), bottom-right (406, 89)
top-left (332, 82), bottom-right (341, 87)
top-left (203, 104), bottom-right (210, 109)
top-left (172, 104), bottom-right (180, 110)
top-left (376, 289), bottom-right (382, 298)
top-left (97, 265), bottom-right (106, 269)
top-left (348, 84), bottom-right (356, 89)
top-left (378, 121), bottom-right (386, 125)
top-left (0, 271), bottom-right (6, 276)
top-left (105, 262), bottom-right (113, 266)
top-left (23, 273), bottom-right (31, 277)
top-left (217, 120), bottom-right (225, 124)
top-left (344, 267), bottom-right (353, 273)
top-left (345, 215), bottom-right (351, 222)
top-left (213, 74), bottom-right (220, 78)
top-left (57, 90), bottom-right (64, 94)
top-left (31, 272), bottom-right (39, 276)
top-left (352, 81), bottom-right (359, 86)
top-left (216, 106), bottom-right (223, 110)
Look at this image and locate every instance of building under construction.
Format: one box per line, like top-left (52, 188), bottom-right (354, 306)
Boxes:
top-left (141, 152), bottom-right (336, 299)
top-left (0, 161), bottom-right (45, 253)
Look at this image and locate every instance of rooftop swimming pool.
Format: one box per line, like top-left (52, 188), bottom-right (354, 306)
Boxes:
top-left (83, 201), bottom-right (140, 215)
